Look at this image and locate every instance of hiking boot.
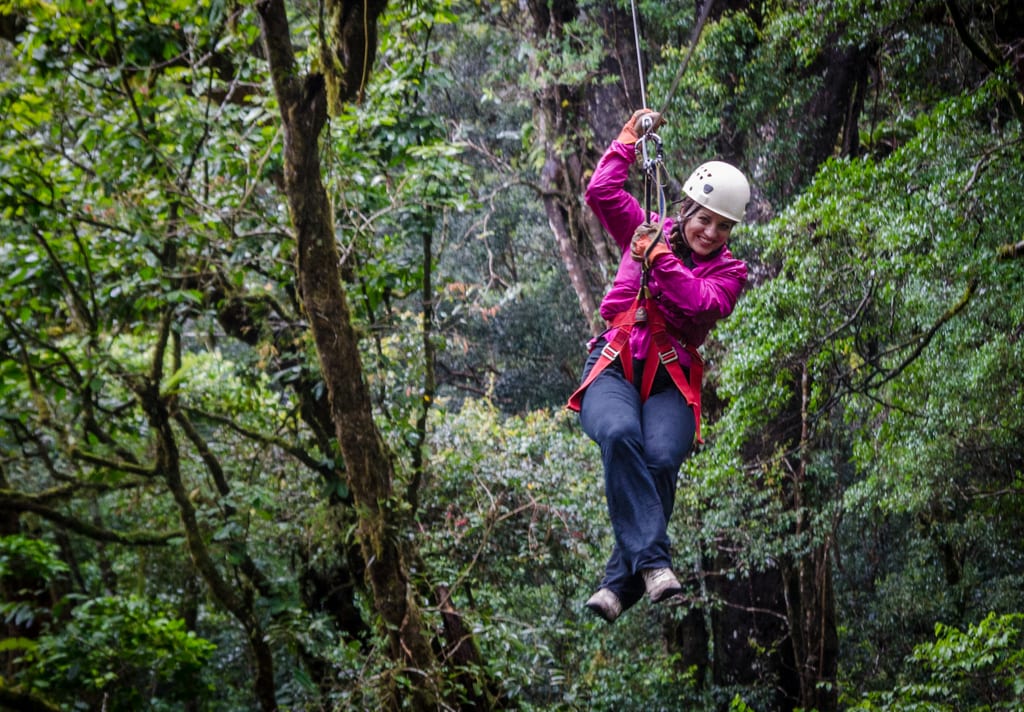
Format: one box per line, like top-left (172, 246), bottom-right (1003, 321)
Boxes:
top-left (642, 567), bottom-right (682, 603)
top-left (585, 588), bottom-right (623, 624)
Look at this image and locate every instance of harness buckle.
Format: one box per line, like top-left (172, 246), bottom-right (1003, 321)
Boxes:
top-left (658, 347), bottom-right (678, 365)
top-left (600, 343), bottom-right (621, 362)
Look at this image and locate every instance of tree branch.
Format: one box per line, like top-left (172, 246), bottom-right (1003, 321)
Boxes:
top-left (944, 0), bottom-right (1024, 123)
top-left (183, 406), bottom-right (335, 477)
top-left (68, 446), bottom-right (158, 477)
top-left (174, 411), bottom-right (233, 500)
top-left (997, 239), bottom-right (1024, 260)
top-left (864, 278), bottom-right (978, 389)
top-left (944, 0), bottom-right (1000, 73)
top-left (0, 488), bottom-right (180, 545)
top-left (255, 0), bottom-right (299, 103)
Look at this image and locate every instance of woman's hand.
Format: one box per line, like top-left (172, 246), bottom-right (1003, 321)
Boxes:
top-left (630, 223), bottom-right (670, 265)
top-left (616, 109), bottom-right (665, 145)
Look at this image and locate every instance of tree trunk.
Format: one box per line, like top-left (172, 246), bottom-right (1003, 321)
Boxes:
top-left (526, 0), bottom-right (642, 334)
top-left (255, 1), bottom-right (441, 708)
top-left (665, 601), bottom-right (710, 688)
top-left (784, 363), bottom-right (839, 711)
top-left (791, 38), bottom-right (875, 189)
top-left (710, 561), bottom-right (799, 708)
top-left (785, 543), bottom-right (839, 711)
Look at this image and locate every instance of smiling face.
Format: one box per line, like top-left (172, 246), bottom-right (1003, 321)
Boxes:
top-left (681, 207), bottom-right (736, 257)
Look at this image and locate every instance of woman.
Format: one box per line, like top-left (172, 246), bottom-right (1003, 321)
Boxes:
top-left (569, 109), bottom-right (750, 623)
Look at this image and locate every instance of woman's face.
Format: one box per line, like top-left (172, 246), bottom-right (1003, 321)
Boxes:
top-left (682, 207), bottom-right (736, 257)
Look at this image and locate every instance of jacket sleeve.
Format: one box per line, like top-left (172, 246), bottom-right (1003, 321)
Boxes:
top-left (585, 142), bottom-right (668, 252)
top-left (649, 255), bottom-right (748, 325)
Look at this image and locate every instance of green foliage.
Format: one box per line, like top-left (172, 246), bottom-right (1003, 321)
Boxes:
top-left (2, 0), bottom-right (1023, 707)
top-left (421, 399), bottom-right (720, 709)
top-left (653, 9), bottom-right (762, 153)
top-left (19, 595), bottom-right (217, 711)
top-left (341, 2), bottom-right (585, 415)
top-left (718, 75), bottom-right (1023, 463)
top-left (710, 65), bottom-right (1024, 704)
top-left (846, 613), bottom-right (1024, 711)
top-left (423, 399), bottom-right (605, 601)
top-left (0, 536), bottom-right (69, 635)
top-left (436, 268), bottom-right (589, 412)
top-left (0, 535), bottom-right (69, 581)
top-left (651, 0), bottom-right (996, 203)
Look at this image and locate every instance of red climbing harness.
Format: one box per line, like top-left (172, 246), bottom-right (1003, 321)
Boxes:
top-left (568, 115), bottom-right (709, 442)
top-left (567, 294), bottom-right (705, 443)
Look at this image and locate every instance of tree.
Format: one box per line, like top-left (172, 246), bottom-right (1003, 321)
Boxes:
top-left (706, 73), bottom-right (1023, 712)
top-left (0, 2), bottom-right (301, 706)
top-left (1, 0), bottom-right (491, 707)
top-left (255, 0), bottom-right (447, 707)
top-left (522, 0), bottom-right (642, 335)
top-left (2, 0), bottom-right (1022, 708)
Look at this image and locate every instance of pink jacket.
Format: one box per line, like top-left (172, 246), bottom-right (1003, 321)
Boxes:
top-left (584, 141), bottom-right (748, 366)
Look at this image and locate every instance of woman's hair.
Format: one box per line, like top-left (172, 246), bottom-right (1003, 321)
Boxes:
top-left (669, 197), bottom-right (701, 259)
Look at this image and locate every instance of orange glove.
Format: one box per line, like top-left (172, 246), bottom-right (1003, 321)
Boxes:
top-left (630, 223), bottom-right (671, 265)
top-left (616, 109), bottom-right (666, 145)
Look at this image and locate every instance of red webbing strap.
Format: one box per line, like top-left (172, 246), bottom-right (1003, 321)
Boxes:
top-left (566, 298), bottom-right (641, 412)
top-left (567, 297), bottom-right (705, 442)
top-left (640, 308), bottom-right (705, 443)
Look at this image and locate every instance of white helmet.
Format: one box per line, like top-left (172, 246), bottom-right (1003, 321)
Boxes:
top-left (682, 160), bottom-right (751, 223)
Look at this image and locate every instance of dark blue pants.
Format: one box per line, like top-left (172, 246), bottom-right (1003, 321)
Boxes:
top-left (579, 342), bottom-right (696, 611)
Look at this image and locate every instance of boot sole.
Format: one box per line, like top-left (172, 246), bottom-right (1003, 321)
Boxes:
top-left (648, 585), bottom-right (683, 604)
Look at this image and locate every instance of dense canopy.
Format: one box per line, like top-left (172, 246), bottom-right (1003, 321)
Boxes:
top-left (1, 1), bottom-right (1022, 710)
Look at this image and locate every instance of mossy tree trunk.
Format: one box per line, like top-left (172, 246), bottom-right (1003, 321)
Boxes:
top-left (526, 0), bottom-right (642, 335)
top-left (255, 1), bottom-right (440, 707)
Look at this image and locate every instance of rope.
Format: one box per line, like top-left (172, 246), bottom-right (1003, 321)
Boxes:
top-left (630, 0), bottom-right (648, 108)
top-left (657, 0), bottom-right (716, 117)
top-left (627, 0), bottom-right (717, 115)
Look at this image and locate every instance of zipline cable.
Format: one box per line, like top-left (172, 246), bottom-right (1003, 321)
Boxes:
top-left (627, 0), bottom-right (717, 115)
top-left (630, 0), bottom-right (648, 109)
top-left (630, 0), bottom-right (719, 251)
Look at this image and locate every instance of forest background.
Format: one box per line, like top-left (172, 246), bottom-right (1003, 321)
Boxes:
top-left (1, 0), bottom-right (1022, 710)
